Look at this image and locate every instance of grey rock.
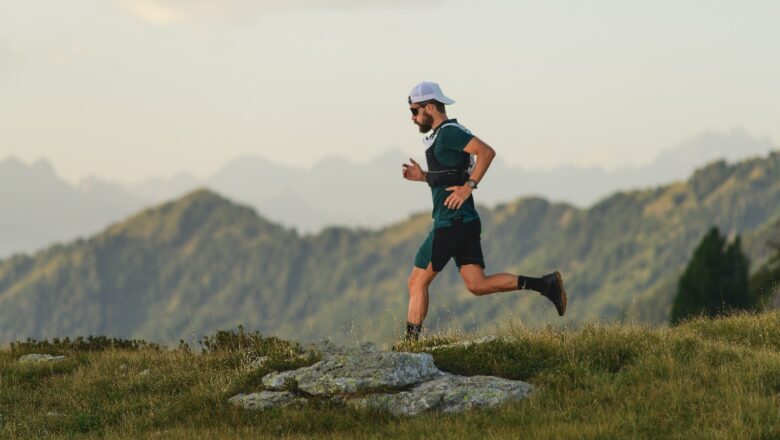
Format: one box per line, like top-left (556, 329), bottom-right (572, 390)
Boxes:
top-left (233, 341), bottom-right (533, 416)
top-left (349, 373), bottom-right (533, 416)
top-left (262, 350), bottom-right (440, 396)
top-left (228, 391), bottom-right (307, 410)
top-left (18, 354), bottom-right (66, 363)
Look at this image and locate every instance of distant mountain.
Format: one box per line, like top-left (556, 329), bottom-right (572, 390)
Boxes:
top-left (129, 151), bottom-right (430, 233)
top-left (486, 127), bottom-right (777, 206)
top-left (2, 152), bottom-right (779, 345)
top-left (124, 127), bottom-right (778, 229)
top-left (1, 128), bottom-right (775, 257)
top-left (0, 157), bottom-right (146, 258)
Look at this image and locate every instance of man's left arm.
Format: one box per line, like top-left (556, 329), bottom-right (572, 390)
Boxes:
top-left (443, 137), bottom-right (496, 210)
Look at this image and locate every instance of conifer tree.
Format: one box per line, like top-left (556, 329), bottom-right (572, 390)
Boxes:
top-left (670, 226), bottom-right (750, 325)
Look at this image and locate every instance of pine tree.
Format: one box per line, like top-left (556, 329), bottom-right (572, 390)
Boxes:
top-left (670, 226), bottom-right (750, 325)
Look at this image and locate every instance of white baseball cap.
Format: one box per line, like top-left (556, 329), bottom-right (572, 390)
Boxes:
top-left (408, 81), bottom-right (455, 105)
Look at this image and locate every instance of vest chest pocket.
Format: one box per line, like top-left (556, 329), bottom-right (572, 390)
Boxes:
top-left (424, 145), bottom-right (470, 188)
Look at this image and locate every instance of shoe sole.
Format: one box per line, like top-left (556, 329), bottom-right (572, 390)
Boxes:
top-left (553, 271), bottom-right (567, 316)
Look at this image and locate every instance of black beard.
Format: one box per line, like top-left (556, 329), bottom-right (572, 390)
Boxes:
top-left (417, 122), bottom-right (432, 133)
top-left (416, 114), bottom-right (434, 133)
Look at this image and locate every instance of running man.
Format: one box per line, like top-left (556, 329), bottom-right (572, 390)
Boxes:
top-left (401, 81), bottom-right (567, 340)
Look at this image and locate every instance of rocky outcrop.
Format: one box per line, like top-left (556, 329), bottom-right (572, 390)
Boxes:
top-left (349, 373), bottom-right (533, 416)
top-left (261, 342), bottom-right (439, 396)
top-left (17, 354), bottom-right (66, 363)
top-left (229, 338), bottom-right (533, 416)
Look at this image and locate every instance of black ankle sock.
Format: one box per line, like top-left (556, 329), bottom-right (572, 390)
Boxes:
top-left (406, 322), bottom-right (422, 341)
top-left (517, 275), bottom-right (546, 293)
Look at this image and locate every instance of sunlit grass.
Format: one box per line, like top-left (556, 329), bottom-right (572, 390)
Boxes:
top-left (1, 311), bottom-right (779, 439)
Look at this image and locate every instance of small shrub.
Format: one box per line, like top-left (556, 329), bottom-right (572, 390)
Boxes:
top-left (200, 326), bottom-right (321, 395)
top-left (199, 325), bottom-right (300, 357)
top-left (10, 335), bottom-right (161, 355)
top-left (177, 339), bottom-right (192, 353)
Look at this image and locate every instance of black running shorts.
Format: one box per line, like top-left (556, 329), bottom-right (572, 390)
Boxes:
top-left (414, 217), bottom-right (485, 272)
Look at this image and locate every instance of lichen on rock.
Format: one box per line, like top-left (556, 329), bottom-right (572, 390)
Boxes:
top-left (262, 346), bottom-right (440, 396)
top-left (231, 338), bottom-right (533, 416)
top-left (349, 373), bottom-right (533, 416)
top-left (229, 391), bottom-right (307, 410)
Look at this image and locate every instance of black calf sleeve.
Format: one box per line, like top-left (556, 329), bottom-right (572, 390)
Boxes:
top-left (518, 275), bottom-right (546, 293)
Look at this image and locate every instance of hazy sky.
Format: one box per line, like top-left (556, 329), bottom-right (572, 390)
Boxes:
top-left (2, 0), bottom-right (779, 184)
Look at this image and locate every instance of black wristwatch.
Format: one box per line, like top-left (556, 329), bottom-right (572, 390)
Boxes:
top-left (465, 179), bottom-right (478, 189)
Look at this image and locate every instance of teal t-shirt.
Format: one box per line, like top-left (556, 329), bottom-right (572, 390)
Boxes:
top-left (428, 120), bottom-right (479, 228)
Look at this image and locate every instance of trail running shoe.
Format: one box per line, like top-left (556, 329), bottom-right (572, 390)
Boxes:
top-left (541, 271), bottom-right (567, 316)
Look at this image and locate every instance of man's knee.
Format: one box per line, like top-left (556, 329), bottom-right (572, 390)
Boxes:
top-left (408, 267), bottom-right (434, 293)
top-left (407, 273), bottom-right (420, 293)
top-left (459, 264), bottom-right (490, 296)
top-left (463, 276), bottom-right (489, 296)
top-left (465, 283), bottom-right (486, 296)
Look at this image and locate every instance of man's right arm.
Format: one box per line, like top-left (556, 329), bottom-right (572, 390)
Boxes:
top-left (402, 158), bottom-right (427, 182)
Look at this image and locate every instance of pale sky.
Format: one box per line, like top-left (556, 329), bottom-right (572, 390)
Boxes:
top-left (2, 0), bottom-right (779, 185)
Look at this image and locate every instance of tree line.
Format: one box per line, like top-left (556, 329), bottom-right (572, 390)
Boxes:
top-left (671, 226), bottom-right (777, 324)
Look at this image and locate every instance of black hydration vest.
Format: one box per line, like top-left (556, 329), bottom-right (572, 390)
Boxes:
top-left (424, 122), bottom-right (474, 188)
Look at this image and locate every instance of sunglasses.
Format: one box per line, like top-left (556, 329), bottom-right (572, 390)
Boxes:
top-left (409, 101), bottom-right (430, 116)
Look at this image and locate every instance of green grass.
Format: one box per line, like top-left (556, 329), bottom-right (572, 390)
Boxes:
top-left (1, 312), bottom-right (779, 439)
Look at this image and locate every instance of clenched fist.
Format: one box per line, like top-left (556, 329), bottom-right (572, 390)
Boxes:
top-left (402, 158), bottom-right (425, 182)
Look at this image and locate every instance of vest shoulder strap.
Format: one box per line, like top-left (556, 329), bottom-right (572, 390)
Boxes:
top-left (423, 122), bottom-right (472, 147)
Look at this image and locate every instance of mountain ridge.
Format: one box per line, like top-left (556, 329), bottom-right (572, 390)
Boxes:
top-left (1, 128), bottom-right (775, 257)
top-left (2, 152), bottom-right (779, 345)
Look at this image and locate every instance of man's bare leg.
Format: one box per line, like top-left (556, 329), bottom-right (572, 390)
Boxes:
top-left (406, 263), bottom-right (438, 339)
top-left (459, 264), bottom-right (567, 315)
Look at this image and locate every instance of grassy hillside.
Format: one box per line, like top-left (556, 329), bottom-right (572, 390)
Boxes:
top-left (1, 153), bottom-right (780, 344)
top-left (1, 312), bottom-right (778, 439)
